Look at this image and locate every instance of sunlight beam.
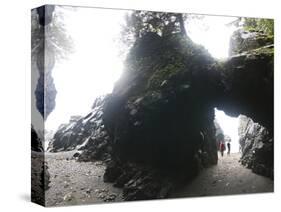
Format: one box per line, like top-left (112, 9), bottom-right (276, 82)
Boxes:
top-left (215, 108), bottom-right (240, 153)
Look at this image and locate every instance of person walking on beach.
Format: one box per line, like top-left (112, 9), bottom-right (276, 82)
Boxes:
top-left (219, 141), bottom-right (225, 157)
top-left (227, 141), bottom-right (231, 155)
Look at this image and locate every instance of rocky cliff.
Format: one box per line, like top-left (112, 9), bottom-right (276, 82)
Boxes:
top-left (100, 33), bottom-right (220, 200)
top-left (216, 44), bottom-right (273, 133)
top-left (238, 115), bottom-right (273, 179)
top-left (49, 29), bottom-right (274, 200)
top-left (217, 30), bottom-right (273, 178)
top-left (101, 30), bottom-right (273, 199)
top-left (104, 33), bottom-right (219, 170)
top-left (50, 96), bottom-right (111, 161)
top-left (221, 29), bottom-right (273, 130)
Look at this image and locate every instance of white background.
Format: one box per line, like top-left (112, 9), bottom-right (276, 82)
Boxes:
top-left (0, 0), bottom-right (280, 211)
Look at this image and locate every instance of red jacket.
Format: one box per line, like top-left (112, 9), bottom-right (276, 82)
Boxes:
top-left (220, 142), bottom-right (225, 151)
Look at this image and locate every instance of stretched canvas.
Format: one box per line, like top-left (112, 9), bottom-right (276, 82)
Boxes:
top-left (31, 5), bottom-right (274, 207)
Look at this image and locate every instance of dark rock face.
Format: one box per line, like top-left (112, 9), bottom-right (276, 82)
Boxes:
top-left (238, 115), bottom-right (273, 179)
top-left (31, 125), bottom-right (44, 152)
top-left (101, 33), bottom-right (220, 199)
top-left (218, 30), bottom-right (273, 133)
top-left (50, 96), bottom-right (112, 161)
top-left (216, 45), bottom-right (274, 133)
top-left (50, 115), bottom-right (83, 152)
top-left (31, 152), bottom-right (51, 205)
top-left (121, 167), bottom-right (173, 201)
top-left (104, 33), bottom-right (219, 170)
top-left (31, 126), bottom-right (51, 205)
top-left (103, 161), bottom-right (174, 201)
top-left (214, 119), bottom-right (224, 150)
top-left (216, 30), bottom-right (274, 178)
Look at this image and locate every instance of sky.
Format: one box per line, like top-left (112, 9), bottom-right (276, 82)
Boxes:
top-left (44, 7), bottom-right (239, 135)
top-left (215, 108), bottom-right (240, 153)
top-left (45, 6), bottom-right (127, 130)
top-left (187, 15), bottom-right (237, 58)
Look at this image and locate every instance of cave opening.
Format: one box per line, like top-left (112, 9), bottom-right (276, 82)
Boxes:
top-left (214, 108), bottom-right (240, 154)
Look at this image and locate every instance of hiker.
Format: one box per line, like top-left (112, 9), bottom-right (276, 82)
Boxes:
top-left (219, 141), bottom-right (225, 157)
top-left (227, 141), bottom-right (231, 155)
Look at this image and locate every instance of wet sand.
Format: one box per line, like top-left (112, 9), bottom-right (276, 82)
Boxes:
top-left (40, 152), bottom-right (273, 206)
top-left (170, 153), bottom-right (273, 198)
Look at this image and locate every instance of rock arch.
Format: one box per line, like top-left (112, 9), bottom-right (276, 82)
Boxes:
top-left (102, 31), bottom-right (273, 179)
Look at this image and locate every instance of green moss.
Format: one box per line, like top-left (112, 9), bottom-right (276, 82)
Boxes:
top-left (252, 45), bottom-right (274, 56)
top-left (123, 33), bottom-right (214, 95)
top-left (147, 62), bottom-right (184, 89)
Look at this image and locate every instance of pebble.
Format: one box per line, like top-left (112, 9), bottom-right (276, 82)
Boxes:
top-left (44, 151), bottom-right (123, 206)
top-left (63, 192), bottom-right (73, 201)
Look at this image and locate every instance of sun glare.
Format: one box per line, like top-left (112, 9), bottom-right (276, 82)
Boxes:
top-left (45, 8), bottom-right (238, 131)
top-left (215, 108), bottom-right (239, 153)
top-left (45, 7), bottom-right (127, 130)
top-left (187, 15), bottom-right (237, 59)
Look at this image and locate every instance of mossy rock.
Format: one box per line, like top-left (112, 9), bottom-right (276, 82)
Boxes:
top-left (147, 62), bottom-right (184, 90)
top-left (229, 29), bottom-right (274, 56)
